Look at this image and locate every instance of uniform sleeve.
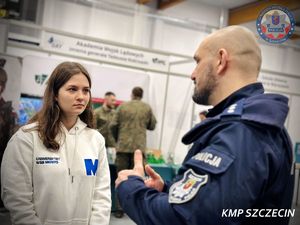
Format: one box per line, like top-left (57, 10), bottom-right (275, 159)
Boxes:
top-left (117, 122), bottom-right (274, 225)
top-left (1, 131), bottom-right (42, 225)
top-left (89, 137), bottom-right (111, 225)
top-left (94, 108), bottom-right (106, 130)
top-left (147, 108), bottom-right (156, 131)
top-left (109, 108), bottom-right (120, 141)
top-left (117, 176), bottom-right (185, 225)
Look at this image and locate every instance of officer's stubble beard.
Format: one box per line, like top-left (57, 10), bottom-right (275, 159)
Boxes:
top-left (192, 63), bottom-right (217, 106)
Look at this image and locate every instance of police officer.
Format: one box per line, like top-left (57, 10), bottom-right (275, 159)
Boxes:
top-left (110, 86), bottom-right (156, 218)
top-left (115, 26), bottom-right (294, 225)
top-left (94, 91), bottom-right (117, 148)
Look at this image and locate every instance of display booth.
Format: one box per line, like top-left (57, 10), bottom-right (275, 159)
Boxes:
top-left (2, 19), bottom-right (300, 207)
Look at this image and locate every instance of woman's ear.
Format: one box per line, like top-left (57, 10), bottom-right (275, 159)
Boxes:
top-left (216, 48), bottom-right (228, 75)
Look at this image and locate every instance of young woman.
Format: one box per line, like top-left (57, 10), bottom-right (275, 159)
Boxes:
top-left (1, 62), bottom-right (111, 225)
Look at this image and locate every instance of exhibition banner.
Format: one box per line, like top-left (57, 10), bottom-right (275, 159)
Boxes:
top-left (258, 72), bottom-right (300, 95)
top-left (21, 56), bottom-right (149, 101)
top-left (41, 32), bottom-right (170, 72)
top-left (21, 56), bottom-right (60, 97)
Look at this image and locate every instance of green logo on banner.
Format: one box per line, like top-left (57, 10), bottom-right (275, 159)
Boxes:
top-left (35, 74), bottom-right (48, 85)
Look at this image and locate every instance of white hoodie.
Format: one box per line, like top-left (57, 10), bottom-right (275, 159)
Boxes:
top-left (1, 119), bottom-right (111, 225)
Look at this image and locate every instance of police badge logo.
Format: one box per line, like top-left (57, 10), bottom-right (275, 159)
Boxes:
top-left (169, 169), bottom-right (208, 204)
top-left (256, 5), bottom-right (295, 44)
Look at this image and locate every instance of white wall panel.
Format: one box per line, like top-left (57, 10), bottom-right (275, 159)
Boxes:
top-left (146, 72), bottom-right (167, 150)
top-left (43, 1), bottom-right (134, 44)
top-left (260, 44), bottom-right (286, 72)
top-left (161, 1), bottom-right (222, 28)
top-left (161, 75), bottom-right (193, 164)
top-left (285, 48), bottom-right (300, 77)
top-left (152, 24), bottom-right (207, 55)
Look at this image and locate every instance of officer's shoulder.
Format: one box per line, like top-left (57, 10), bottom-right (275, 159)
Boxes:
top-left (219, 100), bottom-right (244, 118)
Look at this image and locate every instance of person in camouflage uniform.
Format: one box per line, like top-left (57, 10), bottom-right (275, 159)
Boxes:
top-left (110, 86), bottom-right (156, 218)
top-left (0, 62), bottom-right (16, 209)
top-left (94, 91), bottom-right (117, 148)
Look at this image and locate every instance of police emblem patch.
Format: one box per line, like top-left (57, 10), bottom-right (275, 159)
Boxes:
top-left (256, 5), bottom-right (295, 44)
top-left (169, 169), bottom-right (208, 204)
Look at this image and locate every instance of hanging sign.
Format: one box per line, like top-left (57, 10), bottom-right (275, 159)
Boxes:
top-left (41, 32), bottom-right (169, 72)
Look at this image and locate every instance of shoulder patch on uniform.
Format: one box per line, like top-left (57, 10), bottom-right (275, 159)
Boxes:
top-left (169, 169), bottom-right (208, 204)
top-left (221, 99), bottom-right (244, 117)
top-left (186, 148), bottom-right (235, 175)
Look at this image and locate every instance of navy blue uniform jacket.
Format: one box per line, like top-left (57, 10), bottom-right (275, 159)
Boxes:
top-left (117, 83), bottom-right (294, 225)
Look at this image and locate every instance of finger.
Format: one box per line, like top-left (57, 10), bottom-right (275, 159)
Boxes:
top-left (115, 170), bottom-right (132, 188)
top-left (133, 149), bottom-right (144, 175)
top-left (117, 169), bottom-right (133, 177)
top-left (115, 177), bottom-right (125, 188)
top-left (145, 164), bottom-right (159, 179)
top-left (144, 178), bottom-right (152, 187)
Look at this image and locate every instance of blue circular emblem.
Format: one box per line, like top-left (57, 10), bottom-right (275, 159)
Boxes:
top-left (256, 5), bottom-right (295, 44)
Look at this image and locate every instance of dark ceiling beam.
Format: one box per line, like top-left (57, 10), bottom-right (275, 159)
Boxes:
top-left (158, 0), bottom-right (186, 10)
top-left (228, 0), bottom-right (300, 25)
top-left (136, 0), bottom-right (152, 4)
top-left (290, 33), bottom-right (300, 39)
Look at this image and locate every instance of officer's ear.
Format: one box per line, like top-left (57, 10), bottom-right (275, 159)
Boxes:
top-left (216, 48), bottom-right (228, 75)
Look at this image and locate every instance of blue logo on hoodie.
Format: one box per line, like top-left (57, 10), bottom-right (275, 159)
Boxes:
top-left (84, 159), bottom-right (98, 176)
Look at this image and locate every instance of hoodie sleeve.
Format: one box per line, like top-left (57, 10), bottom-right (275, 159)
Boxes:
top-left (89, 135), bottom-right (111, 225)
top-left (1, 130), bottom-right (42, 225)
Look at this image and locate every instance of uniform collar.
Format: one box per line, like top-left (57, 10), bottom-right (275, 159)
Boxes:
top-left (182, 82), bottom-right (289, 145)
top-left (102, 104), bottom-right (112, 112)
top-left (207, 82), bottom-right (264, 118)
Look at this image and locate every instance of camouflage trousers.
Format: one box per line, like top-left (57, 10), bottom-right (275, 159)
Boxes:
top-left (115, 152), bottom-right (134, 211)
top-left (114, 152), bottom-right (146, 211)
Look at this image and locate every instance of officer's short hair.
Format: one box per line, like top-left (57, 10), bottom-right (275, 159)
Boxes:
top-left (132, 87), bottom-right (143, 99)
top-left (105, 91), bottom-right (115, 97)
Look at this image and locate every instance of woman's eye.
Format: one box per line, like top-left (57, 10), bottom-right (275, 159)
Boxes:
top-left (68, 87), bottom-right (77, 92)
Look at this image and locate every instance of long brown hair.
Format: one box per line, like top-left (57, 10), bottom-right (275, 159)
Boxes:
top-left (28, 62), bottom-right (94, 150)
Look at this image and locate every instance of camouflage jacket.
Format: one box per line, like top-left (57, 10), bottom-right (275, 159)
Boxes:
top-left (110, 100), bottom-right (156, 153)
top-left (94, 105), bottom-right (116, 147)
top-left (0, 98), bottom-right (16, 157)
